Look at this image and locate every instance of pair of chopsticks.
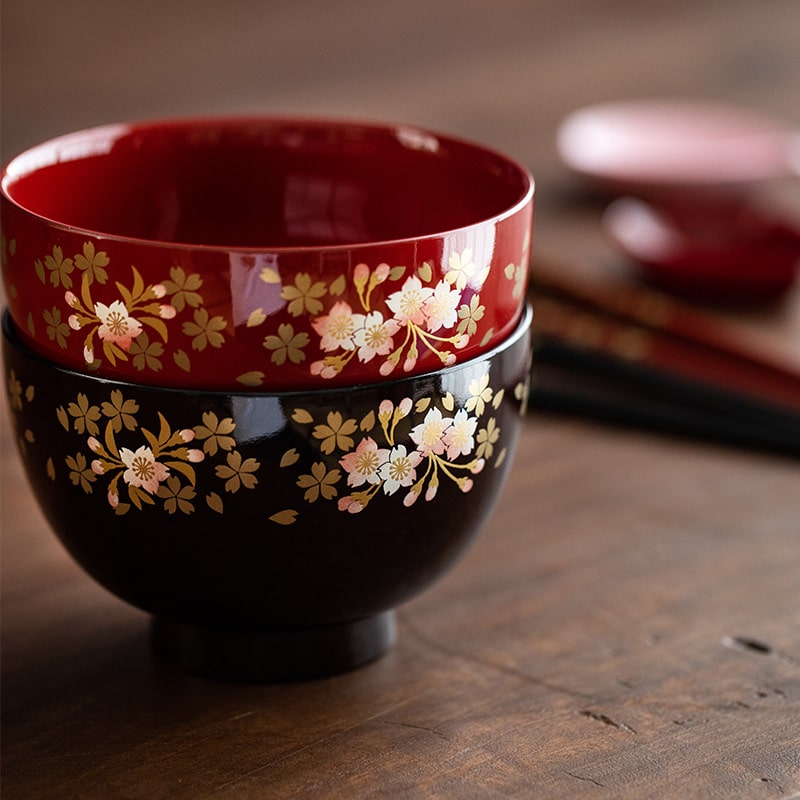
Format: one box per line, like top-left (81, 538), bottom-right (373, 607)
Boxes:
top-left (526, 256), bottom-right (800, 457)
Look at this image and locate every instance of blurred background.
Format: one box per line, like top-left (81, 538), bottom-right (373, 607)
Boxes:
top-left (3, 0), bottom-right (800, 446)
top-left (3, 0), bottom-right (799, 260)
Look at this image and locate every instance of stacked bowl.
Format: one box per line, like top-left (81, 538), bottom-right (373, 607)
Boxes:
top-left (1, 117), bottom-right (534, 680)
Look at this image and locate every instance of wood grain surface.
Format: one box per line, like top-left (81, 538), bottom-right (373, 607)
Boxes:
top-left (2, 1), bottom-right (799, 798)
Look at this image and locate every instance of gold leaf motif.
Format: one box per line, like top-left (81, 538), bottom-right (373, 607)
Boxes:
top-left (206, 492), bottom-right (224, 514)
top-left (418, 261), bottom-right (433, 283)
top-left (329, 275), bottom-right (346, 296)
top-left (480, 328), bottom-right (495, 347)
top-left (24, 385), bottom-right (34, 402)
top-left (56, 406), bottom-right (69, 431)
top-left (46, 458), bottom-right (56, 480)
top-left (260, 267), bottom-right (281, 284)
top-left (114, 503), bottom-right (131, 516)
top-left (389, 266), bottom-right (406, 282)
top-left (280, 448), bottom-right (300, 467)
top-left (360, 410), bottom-right (375, 432)
top-left (174, 350), bottom-right (191, 372)
top-left (495, 447), bottom-right (508, 468)
top-left (236, 371), bottom-right (264, 387)
top-left (415, 397), bottom-right (431, 413)
top-left (27, 313), bottom-right (35, 336)
top-left (24, 429), bottom-right (35, 443)
top-left (247, 308), bottom-right (267, 327)
top-left (492, 388), bottom-right (505, 409)
top-left (442, 392), bottom-right (455, 412)
top-left (270, 509), bottom-right (298, 525)
top-left (292, 408), bottom-right (314, 425)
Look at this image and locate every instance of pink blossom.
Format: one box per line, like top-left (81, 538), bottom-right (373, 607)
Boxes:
top-left (95, 300), bottom-right (143, 350)
top-left (339, 437), bottom-right (389, 487)
top-left (312, 301), bottom-right (357, 352)
top-left (386, 276), bottom-right (433, 326)
top-left (353, 311), bottom-right (400, 362)
top-left (119, 445), bottom-right (169, 494)
top-left (338, 495), bottom-right (364, 514)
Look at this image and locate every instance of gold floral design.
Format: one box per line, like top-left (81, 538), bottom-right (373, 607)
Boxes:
top-left (243, 246), bottom-right (524, 386)
top-left (27, 245), bottom-right (227, 376)
top-left (54, 391), bottom-right (260, 515)
top-left (5, 369), bottom-right (35, 455)
top-left (14, 235), bottom-right (527, 387)
top-left (270, 370), bottom-right (527, 523)
top-left (5, 357), bottom-right (527, 523)
top-left (65, 266), bottom-right (177, 367)
top-left (43, 307), bottom-right (70, 349)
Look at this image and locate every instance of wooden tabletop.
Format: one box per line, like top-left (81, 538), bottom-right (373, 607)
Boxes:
top-left (2, 2), bottom-right (799, 797)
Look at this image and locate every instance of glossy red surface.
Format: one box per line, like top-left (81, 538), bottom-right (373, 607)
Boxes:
top-left (1, 118), bottom-right (534, 390)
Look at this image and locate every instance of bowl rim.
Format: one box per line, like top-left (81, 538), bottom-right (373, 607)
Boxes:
top-left (1, 114), bottom-right (535, 254)
top-left (2, 303), bottom-right (532, 399)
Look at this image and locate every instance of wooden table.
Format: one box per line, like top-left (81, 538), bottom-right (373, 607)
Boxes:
top-left (2, 2), bottom-right (799, 797)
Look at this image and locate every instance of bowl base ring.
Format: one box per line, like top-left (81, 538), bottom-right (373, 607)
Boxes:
top-left (150, 611), bottom-right (397, 682)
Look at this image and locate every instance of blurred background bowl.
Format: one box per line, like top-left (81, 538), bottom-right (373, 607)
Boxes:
top-left (1, 117), bottom-right (533, 391)
top-left (2, 302), bottom-right (532, 680)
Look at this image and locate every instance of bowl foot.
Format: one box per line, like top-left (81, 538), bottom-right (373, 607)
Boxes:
top-left (150, 611), bottom-right (397, 682)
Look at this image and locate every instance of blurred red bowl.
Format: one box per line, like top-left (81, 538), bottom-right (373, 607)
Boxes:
top-left (604, 197), bottom-right (800, 303)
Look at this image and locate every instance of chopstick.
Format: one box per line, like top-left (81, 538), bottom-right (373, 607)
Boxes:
top-left (529, 256), bottom-right (800, 412)
top-left (526, 256), bottom-right (800, 456)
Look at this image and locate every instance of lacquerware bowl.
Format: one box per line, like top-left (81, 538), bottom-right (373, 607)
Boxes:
top-left (2, 304), bottom-right (532, 681)
top-left (1, 117), bottom-right (533, 390)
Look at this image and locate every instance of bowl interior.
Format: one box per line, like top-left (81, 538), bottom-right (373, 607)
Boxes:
top-left (2, 119), bottom-right (532, 249)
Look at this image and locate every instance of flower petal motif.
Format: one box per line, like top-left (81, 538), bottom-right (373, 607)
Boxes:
top-left (443, 408), bottom-right (478, 460)
top-left (119, 445), bottom-right (169, 494)
top-left (421, 280), bottom-right (461, 333)
top-left (386, 276), bottom-right (433, 326)
top-left (379, 445), bottom-right (422, 495)
top-left (466, 373), bottom-right (493, 417)
top-left (339, 437), bottom-right (389, 487)
top-left (282, 272), bottom-right (327, 317)
top-left (445, 248), bottom-right (477, 290)
top-left (353, 311), bottom-right (400, 362)
top-left (95, 300), bottom-right (143, 350)
top-left (312, 301), bottom-right (358, 352)
top-left (409, 407), bottom-right (451, 456)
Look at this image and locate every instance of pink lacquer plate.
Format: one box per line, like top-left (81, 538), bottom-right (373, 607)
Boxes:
top-left (557, 99), bottom-right (798, 199)
top-left (1, 117), bottom-right (534, 390)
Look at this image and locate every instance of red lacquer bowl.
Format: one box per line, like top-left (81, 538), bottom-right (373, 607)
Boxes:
top-left (1, 117), bottom-right (534, 390)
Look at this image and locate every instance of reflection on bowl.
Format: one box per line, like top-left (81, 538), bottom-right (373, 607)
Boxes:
top-left (2, 117), bottom-right (533, 390)
top-left (2, 304), bottom-right (532, 681)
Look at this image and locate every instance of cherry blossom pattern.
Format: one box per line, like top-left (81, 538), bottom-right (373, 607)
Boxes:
top-left (57, 391), bottom-right (259, 516)
top-left (272, 370), bottom-right (516, 523)
top-left (305, 252), bottom-right (489, 381)
top-left (65, 266), bottom-right (176, 369)
top-left (27, 242), bottom-right (225, 377)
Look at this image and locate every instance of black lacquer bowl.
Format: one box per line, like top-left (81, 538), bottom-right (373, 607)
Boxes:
top-left (2, 305), bottom-right (531, 681)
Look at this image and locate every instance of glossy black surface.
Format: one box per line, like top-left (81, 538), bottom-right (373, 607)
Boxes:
top-left (3, 307), bottom-right (531, 679)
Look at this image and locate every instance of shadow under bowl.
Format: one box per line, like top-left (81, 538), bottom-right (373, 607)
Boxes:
top-left (2, 304), bottom-right (532, 681)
